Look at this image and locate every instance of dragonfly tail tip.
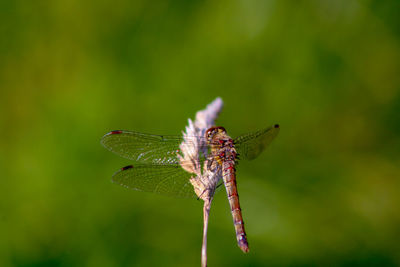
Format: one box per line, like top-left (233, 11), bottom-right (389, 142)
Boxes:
top-left (238, 238), bottom-right (249, 253)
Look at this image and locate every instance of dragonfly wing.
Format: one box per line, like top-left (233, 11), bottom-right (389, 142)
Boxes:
top-left (234, 124), bottom-right (280, 160)
top-left (112, 164), bottom-right (196, 198)
top-left (101, 130), bottom-right (185, 164)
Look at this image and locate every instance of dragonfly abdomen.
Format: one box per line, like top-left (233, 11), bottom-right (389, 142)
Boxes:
top-left (222, 161), bottom-right (249, 253)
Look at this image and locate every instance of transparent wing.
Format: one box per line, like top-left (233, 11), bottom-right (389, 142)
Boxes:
top-left (101, 130), bottom-right (189, 164)
top-left (112, 164), bottom-right (196, 198)
top-left (234, 124), bottom-right (280, 160)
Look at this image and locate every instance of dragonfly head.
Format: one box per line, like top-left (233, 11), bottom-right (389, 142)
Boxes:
top-left (206, 126), bottom-right (227, 143)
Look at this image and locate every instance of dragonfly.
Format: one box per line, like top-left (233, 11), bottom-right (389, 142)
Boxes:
top-left (101, 124), bottom-right (280, 253)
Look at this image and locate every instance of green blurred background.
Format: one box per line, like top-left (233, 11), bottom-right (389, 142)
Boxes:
top-left (1, 0), bottom-right (400, 266)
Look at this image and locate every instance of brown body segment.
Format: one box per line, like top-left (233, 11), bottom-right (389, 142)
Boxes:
top-left (223, 161), bottom-right (249, 253)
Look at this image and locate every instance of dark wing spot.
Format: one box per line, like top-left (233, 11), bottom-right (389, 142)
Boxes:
top-left (121, 165), bottom-right (133, 171)
top-left (274, 124), bottom-right (280, 128)
top-left (110, 130), bottom-right (123, 134)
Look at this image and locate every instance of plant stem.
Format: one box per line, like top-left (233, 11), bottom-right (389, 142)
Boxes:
top-left (202, 197), bottom-right (212, 267)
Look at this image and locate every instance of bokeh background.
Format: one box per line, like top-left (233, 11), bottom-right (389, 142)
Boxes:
top-left (1, 0), bottom-right (400, 266)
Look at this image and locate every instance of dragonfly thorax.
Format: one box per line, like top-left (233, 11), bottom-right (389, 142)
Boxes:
top-left (206, 126), bottom-right (237, 163)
